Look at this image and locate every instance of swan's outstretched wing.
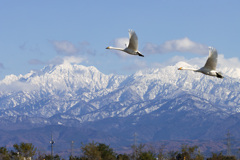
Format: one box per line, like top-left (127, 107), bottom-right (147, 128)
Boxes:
top-left (127, 30), bottom-right (138, 51)
top-left (203, 47), bottom-right (218, 70)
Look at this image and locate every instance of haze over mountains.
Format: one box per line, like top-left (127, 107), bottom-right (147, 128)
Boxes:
top-left (0, 62), bottom-right (240, 154)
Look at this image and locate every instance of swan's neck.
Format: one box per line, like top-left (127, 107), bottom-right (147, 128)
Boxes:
top-left (107, 46), bottom-right (124, 51)
top-left (179, 67), bottom-right (198, 72)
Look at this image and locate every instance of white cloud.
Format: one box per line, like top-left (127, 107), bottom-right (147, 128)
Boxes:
top-left (0, 78), bottom-right (38, 92)
top-left (52, 40), bottom-right (96, 56)
top-left (46, 56), bottom-right (86, 66)
top-left (218, 54), bottom-right (240, 69)
top-left (63, 56), bottom-right (85, 64)
top-left (52, 40), bottom-right (79, 55)
top-left (143, 37), bottom-right (208, 55)
top-left (29, 55), bottom-right (86, 66)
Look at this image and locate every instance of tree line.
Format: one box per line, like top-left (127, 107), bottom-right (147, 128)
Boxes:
top-left (0, 141), bottom-right (237, 160)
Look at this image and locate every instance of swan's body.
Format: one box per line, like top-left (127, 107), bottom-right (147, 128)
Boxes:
top-left (106, 30), bottom-right (144, 57)
top-left (178, 47), bottom-right (224, 78)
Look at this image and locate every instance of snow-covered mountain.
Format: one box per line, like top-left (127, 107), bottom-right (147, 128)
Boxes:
top-left (1, 62), bottom-right (240, 154)
top-left (0, 62), bottom-right (240, 125)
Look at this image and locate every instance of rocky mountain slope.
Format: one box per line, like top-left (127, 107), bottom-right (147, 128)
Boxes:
top-left (0, 62), bottom-right (240, 155)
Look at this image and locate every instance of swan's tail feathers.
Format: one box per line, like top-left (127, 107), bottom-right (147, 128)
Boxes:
top-left (216, 72), bottom-right (224, 78)
top-left (137, 52), bottom-right (144, 57)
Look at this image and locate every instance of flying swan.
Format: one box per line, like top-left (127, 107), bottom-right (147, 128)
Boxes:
top-left (106, 30), bottom-right (144, 57)
top-left (178, 47), bottom-right (224, 78)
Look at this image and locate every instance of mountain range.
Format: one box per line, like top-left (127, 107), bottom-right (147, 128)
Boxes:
top-left (0, 62), bottom-right (240, 156)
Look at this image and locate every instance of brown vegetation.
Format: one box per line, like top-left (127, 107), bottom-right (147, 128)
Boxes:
top-left (0, 142), bottom-right (238, 160)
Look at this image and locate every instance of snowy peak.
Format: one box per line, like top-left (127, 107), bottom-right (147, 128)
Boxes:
top-left (175, 61), bottom-right (193, 68)
top-left (0, 63), bottom-right (126, 93)
top-left (1, 62), bottom-right (240, 152)
top-left (0, 62), bottom-right (240, 124)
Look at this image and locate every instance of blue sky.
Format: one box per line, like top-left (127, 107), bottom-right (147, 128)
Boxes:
top-left (0, 0), bottom-right (240, 79)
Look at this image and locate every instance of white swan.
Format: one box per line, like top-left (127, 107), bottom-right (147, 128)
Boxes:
top-left (106, 30), bottom-right (144, 57)
top-left (178, 47), bottom-right (224, 78)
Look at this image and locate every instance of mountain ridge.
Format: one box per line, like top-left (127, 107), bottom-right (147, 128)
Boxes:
top-left (0, 62), bottom-right (240, 121)
top-left (1, 62), bottom-right (240, 155)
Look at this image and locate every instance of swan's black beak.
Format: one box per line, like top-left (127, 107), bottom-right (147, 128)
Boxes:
top-left (106, 47), bottom-right (110, 49)
top-left (178, 67), bottom-right (183, 70)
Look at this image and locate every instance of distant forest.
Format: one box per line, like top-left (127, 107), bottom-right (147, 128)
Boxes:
top-left (0, 141), bottom-right (238, 160)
